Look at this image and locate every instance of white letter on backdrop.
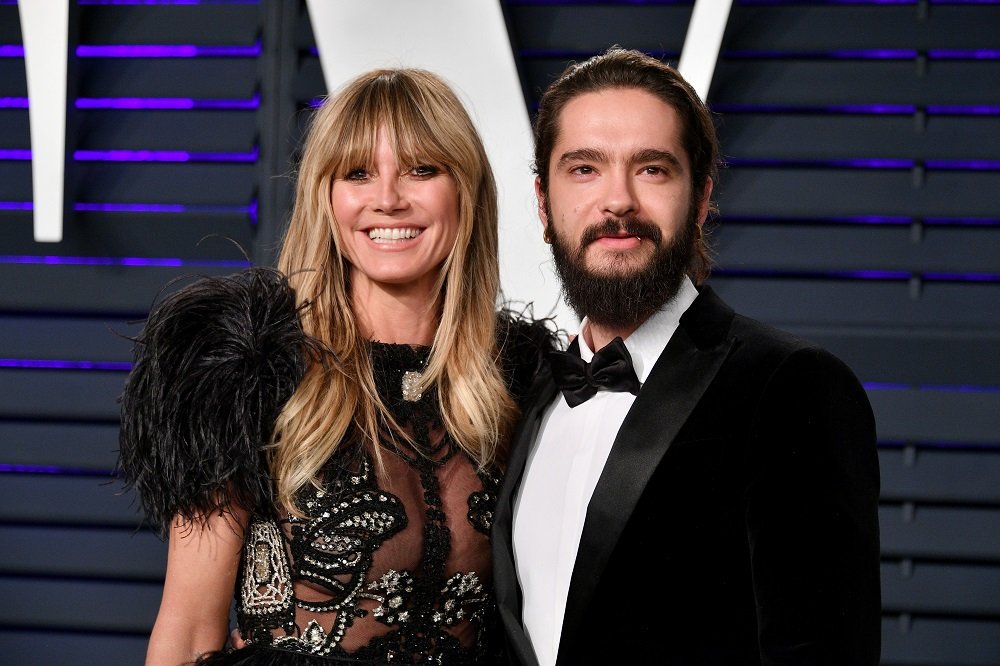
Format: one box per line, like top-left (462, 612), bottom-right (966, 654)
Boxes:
top-left (19, 0), bottom-right (71, 243)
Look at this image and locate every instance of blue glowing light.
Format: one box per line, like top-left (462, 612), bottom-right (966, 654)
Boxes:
top-left (0, 255), bottom-right (251, 268)
top-left (0, 359), bottom-right (131, 371)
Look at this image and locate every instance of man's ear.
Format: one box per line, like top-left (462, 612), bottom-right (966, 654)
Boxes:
top-left (696, 177), bottom-right (714, 226)
top-left (535, 176), bottom-right (549, 229)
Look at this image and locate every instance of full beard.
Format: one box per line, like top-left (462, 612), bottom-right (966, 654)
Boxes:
top-left (548, 209), bottom-right (697, 329)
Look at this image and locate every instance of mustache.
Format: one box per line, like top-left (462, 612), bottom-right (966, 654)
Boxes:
top-left (579, 217), bottom-right (663, 248)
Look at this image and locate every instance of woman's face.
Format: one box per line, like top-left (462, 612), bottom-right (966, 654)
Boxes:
top-left (331, 127), bottom-right (460, 298)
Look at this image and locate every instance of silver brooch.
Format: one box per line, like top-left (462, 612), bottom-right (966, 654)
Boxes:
top-left (401, 370), bottom-right (424, 402)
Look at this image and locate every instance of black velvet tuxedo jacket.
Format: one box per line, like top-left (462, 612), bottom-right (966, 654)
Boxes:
top-left (492, 286), bottom-right (881, 665)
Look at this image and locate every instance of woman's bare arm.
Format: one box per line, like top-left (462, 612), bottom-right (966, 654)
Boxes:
top-left (146, 507), bottom-right (247, 665)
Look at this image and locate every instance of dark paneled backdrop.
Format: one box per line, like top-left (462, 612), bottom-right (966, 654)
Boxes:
top-left (0, 1), bottom-right (997, 664)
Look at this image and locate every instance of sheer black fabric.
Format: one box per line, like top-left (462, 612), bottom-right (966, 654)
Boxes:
top-left (203, 343), bottom-right (504, 665)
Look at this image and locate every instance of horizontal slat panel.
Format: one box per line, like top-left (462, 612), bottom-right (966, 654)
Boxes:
top-left (0, 163), bottom-right (30, 200)
top-left (0, 215), bottom-right (255, 258)
top-left (78, 60), bottom-right (258, 98)
top-left (0, 60), bottom-right (26, 95)
top-left (78, 110), bottom-right (257, 152)
top-left (0, 7), bottom-right (20, 41)
top-left (80, 5), bottom-right (258, 43)
top-left (0, 629), bottom-right (148, 666)
top-left (0, 316), bottom-right (137, 360)
top-left (1, 162), bottom-right (256, 203)
top-left (0, 525), bottom-right (164, 580)
top-left (785, 327), bottom-right (1000, 388)
top-left (510, 5), bottom-right (690, 51)
top-left (880, 448), bottom-right (1000, 504)
top-left (74, 163), bottom-right (256, 204)
top-left (712, 278), bottom-right (1000, 328)
top-left (711, 61), bottom-right (1000, 106)
top-left (726, 6), bottom-right (1000, 51)
top-left (879, 505), bottom-right (1000, 561)
top-left (717, 168), bottom-right (999, 219)
top-left (882, 560), bottom-right (1000, 616)
top-left (0, 421), bottom-right (120, 469)
top-left (0, 474), bottom-right (139, 527)
top-left (881, 615), bottom-right (1000, 666)
top-left (0, 369), bottom-right (125, 421)
top-left (719, 115), bottom-right (1000, 162)
top-left (714, 224), bottom-right (1000, 274)
top-left (0, 109), bottom-right (28, 146)
top-left (869, 387), bottom-right (1000, 445)
top-left (0, 265), bottom-right (243, 314)
top-left (0, 576), bottom-right (160, 633)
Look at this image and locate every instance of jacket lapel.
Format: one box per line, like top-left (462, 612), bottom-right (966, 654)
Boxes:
top-left (556, 287), bottom-right (736, 663)
top-left (493, 364), bottom-right (557, 666)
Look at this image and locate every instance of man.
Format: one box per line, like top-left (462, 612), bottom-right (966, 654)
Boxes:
top-left (492, 48), bottom-right (881, 665)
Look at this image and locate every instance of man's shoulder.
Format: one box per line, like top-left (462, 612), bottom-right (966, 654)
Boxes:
top-left (726, 309), bottom-right (861, 391)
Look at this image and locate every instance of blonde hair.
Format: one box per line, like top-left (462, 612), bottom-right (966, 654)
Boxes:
top-left (273, 68), bottom-right (515, 514)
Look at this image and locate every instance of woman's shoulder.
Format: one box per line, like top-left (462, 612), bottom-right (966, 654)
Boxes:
top-left (495, 306), bottom-right (563, 406)
top-left (118, 267), bottom-right (317, 537)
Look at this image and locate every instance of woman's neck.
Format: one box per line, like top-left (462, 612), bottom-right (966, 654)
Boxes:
top-left (351, 278), bottom-right (440, 346)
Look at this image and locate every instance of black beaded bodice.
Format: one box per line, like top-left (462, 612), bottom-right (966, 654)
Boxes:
top-left (234, 343), bottom-right (503, 664)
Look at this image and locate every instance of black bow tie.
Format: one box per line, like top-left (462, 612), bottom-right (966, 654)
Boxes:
top-left (548, 337), bottom-right (641, 408)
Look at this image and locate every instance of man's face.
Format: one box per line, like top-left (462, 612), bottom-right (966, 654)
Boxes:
top-left (538, 87), bottom-right (711, 326)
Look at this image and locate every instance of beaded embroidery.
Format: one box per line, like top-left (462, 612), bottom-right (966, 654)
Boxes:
top-left (234, 343), bottom-right (502, 663)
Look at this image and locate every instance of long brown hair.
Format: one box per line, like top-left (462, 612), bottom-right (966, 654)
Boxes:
top-left (271, 69), bottom-right (515, 514)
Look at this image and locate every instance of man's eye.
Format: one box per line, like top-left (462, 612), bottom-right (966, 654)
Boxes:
top-left (571, 165), bottom-right (594, 175)
top-left (410, 164), bottom-right (441, 178)
top-left (643, 166), bottom-right (665, 176)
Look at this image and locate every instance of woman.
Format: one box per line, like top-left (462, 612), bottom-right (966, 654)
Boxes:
top-left (119, 68), bottom-right (550, 665)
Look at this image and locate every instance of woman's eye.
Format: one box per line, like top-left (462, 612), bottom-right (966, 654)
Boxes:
top-left (410, 164), bottom-right (441, 178)
top-left (345, 168), bottom-right (369, 181)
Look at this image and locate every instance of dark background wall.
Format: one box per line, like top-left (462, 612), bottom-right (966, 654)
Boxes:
top-left (0, 1), bottom-right (997, 664)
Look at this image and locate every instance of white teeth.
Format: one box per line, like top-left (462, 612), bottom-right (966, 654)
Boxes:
top-left (367, 227), bottom-right (422, 241)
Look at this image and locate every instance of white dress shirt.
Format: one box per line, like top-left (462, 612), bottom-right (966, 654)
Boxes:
top-left (511, 277), bottom-right (699, 666)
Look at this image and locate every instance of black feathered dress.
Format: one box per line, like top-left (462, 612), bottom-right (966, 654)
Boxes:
top-left (118, 268), bottom-right (551, 665)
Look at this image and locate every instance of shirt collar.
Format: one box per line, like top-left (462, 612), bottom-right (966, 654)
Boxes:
top-left (578, 276), bottom-right (699, 383)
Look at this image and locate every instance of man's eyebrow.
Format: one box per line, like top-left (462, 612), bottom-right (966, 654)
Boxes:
top-left (631, 148), bottom-right (684, 170)
top-left (557, 148), bottom-right (608, 166)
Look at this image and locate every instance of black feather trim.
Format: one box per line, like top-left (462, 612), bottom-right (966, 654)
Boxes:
top-left (118, 268), bottom-right (317, 537)
top-left (495, 305), bottom-right (564, 408)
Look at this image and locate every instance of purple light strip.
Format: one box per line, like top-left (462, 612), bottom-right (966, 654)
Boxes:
top-left (712, 103), bottom-right (1000, 116)
top-left (0, 464), bottom-right (113, 478)
top-left (753, 0), bottom-right (1000, 5)
top-left (0, 201), bottom-right (254, 214)
top-left (0, 44), bottom-right (260, 59)
top-left (878, 440), bottom-right (1000, 451)
top-left (719, 215), bottom-right (1000, 227)
top-left (74, 148), bottom-right (259, 162)
top-left (77, 95), bottom-right (260, 109)
top-left (724, 49), bottom-right (1000, 60)
top-left (714, 268), bottom-right (1000, 282)
top-left (0, 359), bottom-right (131, 371)
top-left (1, 148), bottom-right (259, 163)
top-left (864, 382), bottom-right (1000, 393)
top-left (78, 0), bottom-right (259, 5)
top-left (77, 43), bottom-right (261, 58)
top-left (0, 255), bottom-right (251, 268)
top-left (727, 158), bottom-right (1000, 171)
top-left (1, 96), bottom-right (260, 110)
